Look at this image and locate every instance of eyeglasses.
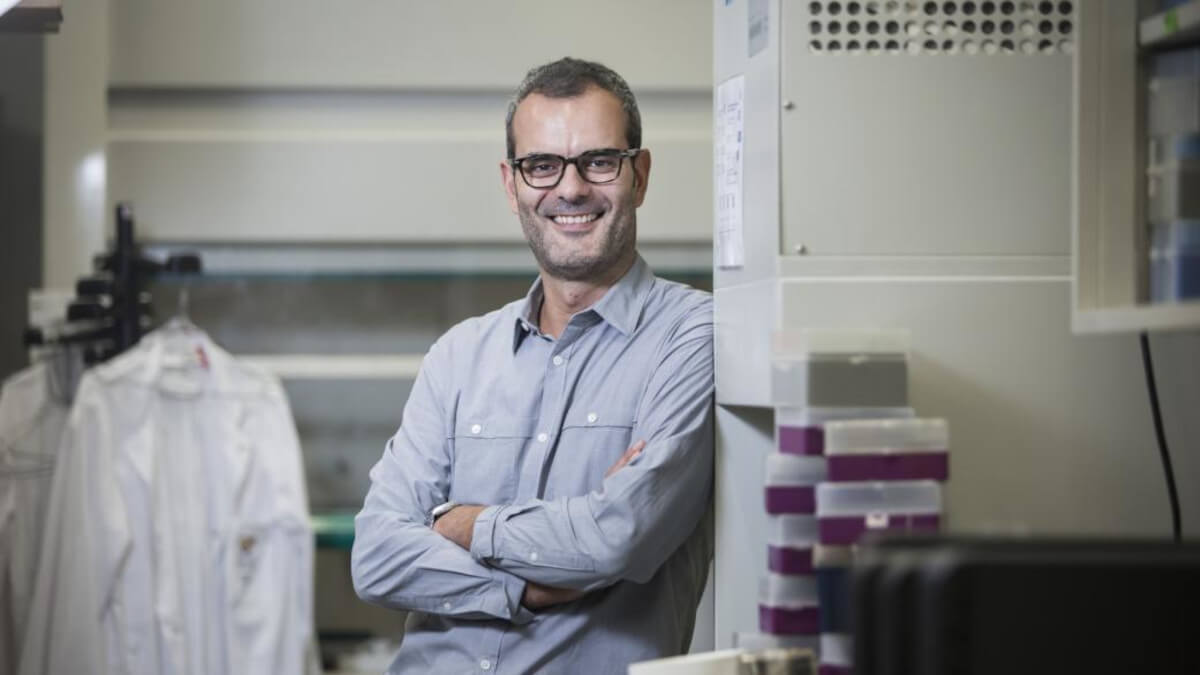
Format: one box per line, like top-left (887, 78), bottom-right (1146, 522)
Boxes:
top-left (509, 148), bottom-right (641, 189)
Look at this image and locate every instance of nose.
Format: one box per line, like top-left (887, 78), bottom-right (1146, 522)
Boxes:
top-left (554, 161), bottom-right (592, 203)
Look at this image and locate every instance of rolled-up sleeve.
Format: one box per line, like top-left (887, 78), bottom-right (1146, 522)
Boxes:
top-left (470, 305), bottom-right (714, 592)
top-left (352, 338), bottom-right (535, 623)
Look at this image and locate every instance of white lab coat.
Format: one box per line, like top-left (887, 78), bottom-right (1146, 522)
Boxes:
top-left (18, 326), bottom-right (314, 675)
top-left (0, 360), bottom-right (69, 675)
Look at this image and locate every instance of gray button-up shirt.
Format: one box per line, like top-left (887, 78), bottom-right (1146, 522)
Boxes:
top-left (352, 255), bottom-right (714, 674)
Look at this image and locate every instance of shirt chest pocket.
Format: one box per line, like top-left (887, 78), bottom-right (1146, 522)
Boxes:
top-left (451, 416), bottom-right (535, 505)
top-left (555, 406), bottom-right (639, 494)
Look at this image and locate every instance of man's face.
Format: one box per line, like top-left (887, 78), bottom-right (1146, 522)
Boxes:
top-left (501, 86), bottom-right (651, 282)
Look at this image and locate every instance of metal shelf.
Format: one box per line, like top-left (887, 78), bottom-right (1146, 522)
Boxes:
top-left (241, 354), bottom-right (423, 380)
top-left (311, 511), bottom-right (356, 550)
top-left (144, 242), bottom-right (713, 279)
top-left (1140, 1), bottom-right (1200, 50)
top-left (1073, 301), bottom-right (1200, 334)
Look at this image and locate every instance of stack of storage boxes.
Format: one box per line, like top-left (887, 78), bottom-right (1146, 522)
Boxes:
top-left (1146, 47), bottom-right (1200, 303)
top-left (752, 331), bottom-right (949, 675)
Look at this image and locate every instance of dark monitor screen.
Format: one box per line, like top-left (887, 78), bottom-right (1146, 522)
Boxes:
top-left (852, 537), bottom-right (1200, 675)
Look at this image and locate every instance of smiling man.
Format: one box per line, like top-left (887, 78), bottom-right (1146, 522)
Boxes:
top-left (351, 58), bottom-right (714, 674)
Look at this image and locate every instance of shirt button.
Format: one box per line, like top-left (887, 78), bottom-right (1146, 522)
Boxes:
top-left (530, 551), bottom-right (539, 561)
top-left (537, 432), bottom-right (548, 443)
top-left (471, 424), bottom-right (482, 434)
top-left (587, 412), bottom-right (598, 424)
top-left (552, 355), bottom-right (564, 366)
top-left (480, 659), bottom-right (492, 671)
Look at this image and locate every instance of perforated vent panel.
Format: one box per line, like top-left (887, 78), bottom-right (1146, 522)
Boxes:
top-left (807, 1), bottom-right (1074, 55)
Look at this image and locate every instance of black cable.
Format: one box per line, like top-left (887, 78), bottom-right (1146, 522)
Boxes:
top-left (1139, 332), bottom-right (1181, 543)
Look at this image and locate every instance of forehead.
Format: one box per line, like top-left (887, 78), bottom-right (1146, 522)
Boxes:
top-left (511, 86), bottom-right (627, 155)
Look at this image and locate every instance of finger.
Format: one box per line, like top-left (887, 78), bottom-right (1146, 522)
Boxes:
top-left (606, 441), bottom-right (646, 478)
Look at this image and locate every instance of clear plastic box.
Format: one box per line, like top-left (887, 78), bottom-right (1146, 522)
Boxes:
top-left (819, 633), bottom-right (853, 668)
top-left (764, 454), bottom-right (827, 514)
top-left (776, 406), bottom-right (915, 456)
top-left (1147, 136), bottom-right (1200, 224)
top-left (815, 481), bottom-right (942, 545)
top-left (758, 573), bottom-right (820, 636)
top-left (1150, 220), bottom-right (1200, 249)
top-left (771, 330), bottom-right (910, 408)
top-left (1150, 247), bottom-right (1200, 302)
top-left (767, 514), bottom-right (819, 575)
top-left (823, 418), bottom-right (950, 482)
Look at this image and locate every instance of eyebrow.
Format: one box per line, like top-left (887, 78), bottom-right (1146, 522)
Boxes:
top-left (518, 147), bottom-right (625, 158)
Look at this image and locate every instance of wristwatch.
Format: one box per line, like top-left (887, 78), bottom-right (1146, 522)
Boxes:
top-left (430, 501), bottom-right (459, 520)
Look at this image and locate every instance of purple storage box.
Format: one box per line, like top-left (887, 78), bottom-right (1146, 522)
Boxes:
top-left (765, 455), bottom-right (827, 514)
top-left (816, 481), bottom-right (942, 546)
top-left (776, 406), bottom-right (914, 456)
top-left (759, 574), bottom-right (819, 636)
top-left (767, 514), bottom-right (818, 574)
top-left (824, 418), bottom-right (950, 482)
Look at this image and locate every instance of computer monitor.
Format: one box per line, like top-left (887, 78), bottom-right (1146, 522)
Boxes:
top-left (852, 537), bottom-right (1200, 675)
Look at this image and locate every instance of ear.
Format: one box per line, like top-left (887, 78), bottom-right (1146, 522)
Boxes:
top-left (500, 160), bottom-right (519, 214)
top-left (631, 149), bottom-right (651, 208)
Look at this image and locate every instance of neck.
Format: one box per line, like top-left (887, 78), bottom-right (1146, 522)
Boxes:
top-left (537, 254), bottom-right (636, 338)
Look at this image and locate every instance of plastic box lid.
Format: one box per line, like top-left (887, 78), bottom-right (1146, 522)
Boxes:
top-left (733, 632), bottom-right (820, 652)
top-left (765, 454), bottom-right (828, 485)
top-left (776, 406), bottom-right (915, 428)
top-left (768, 514), bottom-right (820, 547)
top-left (759, 573), bottom-right (818, 608)
top-left (824, 418), bottom-right (949, 456)
top-left (815, 481), bottom-right (942, 517)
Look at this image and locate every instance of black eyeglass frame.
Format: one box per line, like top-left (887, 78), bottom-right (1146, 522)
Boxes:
top-left (508, 148), bottom-right (642, 189)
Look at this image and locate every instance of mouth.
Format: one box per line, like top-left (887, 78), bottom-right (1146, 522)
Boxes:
top-left (549, 211), bottom-right (604, 231)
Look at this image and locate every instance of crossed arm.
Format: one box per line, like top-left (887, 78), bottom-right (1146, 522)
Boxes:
top-left (351, 312), bottom-right (713, 620)
top-left (432, 440), bottom-right (646, 609)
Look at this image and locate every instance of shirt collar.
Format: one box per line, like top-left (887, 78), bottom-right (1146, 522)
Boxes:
top-left (511, 254), bottom-right (654, 352)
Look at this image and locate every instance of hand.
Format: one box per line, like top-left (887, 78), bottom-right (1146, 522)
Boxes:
top-left (433, 504), bottom-right (486, 550)
top-left (605, 440), bottom-right (646, 479)
top-left (522, 581), bottom-right (584, 610)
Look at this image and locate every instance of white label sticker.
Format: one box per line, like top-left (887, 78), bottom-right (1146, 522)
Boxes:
top-left (716, 75), bottom-right (746, 270)
top-left (866, 512), bottom-right (890, 529)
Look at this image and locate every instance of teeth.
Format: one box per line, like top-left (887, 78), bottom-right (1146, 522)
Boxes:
top-left (553, 213), bottom-right (599, 225)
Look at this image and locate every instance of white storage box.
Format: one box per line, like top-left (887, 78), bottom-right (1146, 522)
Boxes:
top-left (758, 573), bottom-right (820, 636)
top-left (764, 454), bottom-right (827, 514)
top-left (815, 481), bottom-right (942, 546)
top-left (823, 418), bottom-right (950, 482)
top-left (771, 331), bottom-right (909, 408)
top-left (767, 514), bottom-right (819, 575)
top-left (776, 406), bottom-right (914, 456)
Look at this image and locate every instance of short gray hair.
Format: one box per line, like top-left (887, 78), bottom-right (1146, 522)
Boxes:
top-left (505, 57), bottom-right (642, 159)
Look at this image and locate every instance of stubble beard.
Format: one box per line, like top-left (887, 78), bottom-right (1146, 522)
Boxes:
top-left (519, 198), bottom-right (637, 283)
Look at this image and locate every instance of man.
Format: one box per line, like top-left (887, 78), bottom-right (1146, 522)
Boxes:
top-left (352, 57), bottom-right (714, 674)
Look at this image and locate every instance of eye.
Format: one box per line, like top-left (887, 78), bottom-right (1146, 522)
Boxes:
top-left (584, 153), bottom-right (620, 171)
top-left (523, 156), bottom-right (562, 176)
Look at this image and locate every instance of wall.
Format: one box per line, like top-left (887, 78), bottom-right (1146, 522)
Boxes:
top-left (103, 0), bottom-right (712, 246)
